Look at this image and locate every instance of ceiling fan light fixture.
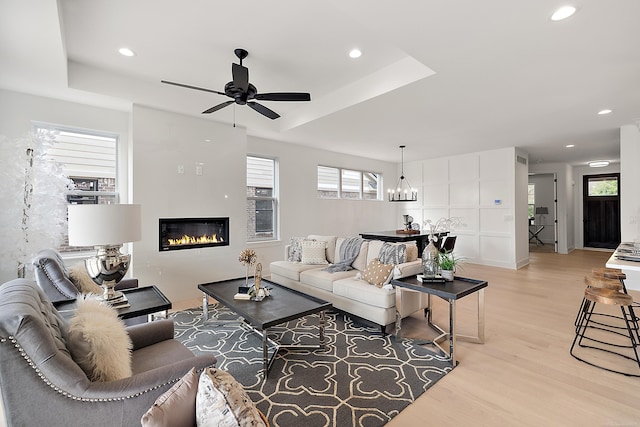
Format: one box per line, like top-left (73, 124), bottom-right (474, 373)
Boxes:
top-left (551, 6), bottom-right (576, 21)
top-left (588, 161), bottom-right (610, 168)
top-left (118, 47), bottom-right (135, 57)
top-left (349, 49), bottom-right (362, 59)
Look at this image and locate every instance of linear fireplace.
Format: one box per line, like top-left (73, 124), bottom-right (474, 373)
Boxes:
top-left (159, 217), bottom-right (229, 251)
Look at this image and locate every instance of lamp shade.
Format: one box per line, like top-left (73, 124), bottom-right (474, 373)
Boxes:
top-left (535, 207), bottom-right (549, 215)
top-left (68, 204), bottom-right (142, 246)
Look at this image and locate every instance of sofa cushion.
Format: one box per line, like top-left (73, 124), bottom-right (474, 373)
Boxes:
top-left (333, 277), bottom-right (396, 309)
top-left (301, 240), bottom-right (328, 265)
top-left (300, 269), bottom-right (357, 292)
top-left (392, 260), bottom-right (423, 280)
top-left (362, 258), bottom-right (394, 288)
top-left (270, 261), bottom-right (321, 281)
top-left (307, 235), bottom-right (337, 263)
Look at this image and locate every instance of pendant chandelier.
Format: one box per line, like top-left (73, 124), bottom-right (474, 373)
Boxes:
top-left (388, 145), bottom-right (417, 202)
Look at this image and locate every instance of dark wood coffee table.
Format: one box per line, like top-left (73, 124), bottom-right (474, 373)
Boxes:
top-left (198, 277), bottom-right (332, 378)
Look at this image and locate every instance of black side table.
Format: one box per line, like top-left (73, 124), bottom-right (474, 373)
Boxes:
top-left (54, 285), bottom-right (172, 320)
top-left (392, 275), bottom-right (487, 365)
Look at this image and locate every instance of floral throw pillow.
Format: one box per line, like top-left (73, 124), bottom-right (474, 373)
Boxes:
top-left (288, 237), bottom-right (308, 262)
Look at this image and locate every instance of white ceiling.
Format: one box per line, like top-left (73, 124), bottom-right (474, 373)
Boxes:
top-left (2, 0), bottom-right (639, 166)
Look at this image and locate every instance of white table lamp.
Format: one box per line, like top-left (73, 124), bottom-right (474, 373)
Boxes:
top-left (68, 204), bottom-right (142, 301)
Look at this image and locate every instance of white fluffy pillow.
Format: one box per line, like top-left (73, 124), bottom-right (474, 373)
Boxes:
top-left (66, 296), bottom-right (133, 382)
top-left (68, 263), bottom-right (103, 295)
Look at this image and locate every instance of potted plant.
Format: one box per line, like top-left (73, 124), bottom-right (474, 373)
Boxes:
top-left (439, 251), bottom-right (462, 281)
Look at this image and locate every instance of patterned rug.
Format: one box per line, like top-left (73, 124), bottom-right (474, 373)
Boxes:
top-left (171, 305), bottom-right (453, 427)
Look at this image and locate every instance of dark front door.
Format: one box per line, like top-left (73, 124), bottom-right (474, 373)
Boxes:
top-left (583, 173), bottom-right (620, 249)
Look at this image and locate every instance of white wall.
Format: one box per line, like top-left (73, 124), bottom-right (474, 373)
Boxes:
top-left (130, 105), bottom-right (247, 303)
top-left (621, 125), bottom-right (640, 242)
top-left (401, 147), bottom-right (524, 269)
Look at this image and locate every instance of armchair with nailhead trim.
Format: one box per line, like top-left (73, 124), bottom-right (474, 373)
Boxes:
top-left (0, 279), bottom-right (216, 427)
top-left (32, 248), bottom-right (139, 304)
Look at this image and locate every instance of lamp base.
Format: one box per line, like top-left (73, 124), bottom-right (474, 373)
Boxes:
top-left (85, 244), bottom-right (131, 302)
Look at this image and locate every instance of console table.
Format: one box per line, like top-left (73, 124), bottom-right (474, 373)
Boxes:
top-left (391, 275), bottom-right (487, 365)
top-left (359, 230), bottom-right (448, 254)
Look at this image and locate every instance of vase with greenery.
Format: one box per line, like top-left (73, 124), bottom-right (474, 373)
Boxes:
top-left (439, 251), bottom-right (462, 281)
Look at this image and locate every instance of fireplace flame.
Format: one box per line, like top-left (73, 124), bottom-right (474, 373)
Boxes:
top-left (168, 234), bottom-right (224, 246)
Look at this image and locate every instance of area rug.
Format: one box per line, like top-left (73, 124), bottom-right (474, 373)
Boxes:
top-left (171, 305), bottom-right (453, 427)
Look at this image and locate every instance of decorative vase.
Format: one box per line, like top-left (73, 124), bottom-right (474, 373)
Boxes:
top-left (422, 239), bottom-right (440, 279)
top-left (441, 269), bottom-right (454, 281)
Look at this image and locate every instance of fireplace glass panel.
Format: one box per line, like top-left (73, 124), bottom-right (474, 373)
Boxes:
top-left (159, 217), bottom-right (229, 251)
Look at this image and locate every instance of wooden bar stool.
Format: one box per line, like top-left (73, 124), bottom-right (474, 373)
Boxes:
top-left (574, 275), bottom-right (624, 328)
top-left (592, 267), bottom-right (628, 293)
top-left (571, 287), bottom-right (640, 377)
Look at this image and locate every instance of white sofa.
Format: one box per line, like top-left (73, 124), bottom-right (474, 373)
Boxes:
top-left (269, 235), bottom-right (427, 332)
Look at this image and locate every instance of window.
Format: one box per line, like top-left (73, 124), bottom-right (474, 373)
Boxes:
top-left (247, 156), bottom-right (277, 241)
top-left (317, 166), bottom-right (381, 200)
top-left (587, 176), bottom-right (618, 197)
top-left (34, 124), bottom-right (119, 253)
top-left (528, 184), bottom-right (535, 219)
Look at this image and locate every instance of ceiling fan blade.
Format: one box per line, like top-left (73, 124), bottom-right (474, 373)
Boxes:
top-left (232, 63), bottom-right (249, 92)
top-left (254, 92), bottom-right (311, 102)
top-left (161, 80), bottom-right (226, 96)
top-left (202, 100), bottom-right (235, 114)
top-left (247, 102), bottom-right (280, 120)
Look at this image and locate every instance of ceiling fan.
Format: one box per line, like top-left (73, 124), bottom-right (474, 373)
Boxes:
top-left (161, 48), bottom-right (311, 120)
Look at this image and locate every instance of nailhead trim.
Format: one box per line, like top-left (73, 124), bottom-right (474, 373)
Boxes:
top-left (1, 336), bottom-right (182, 402)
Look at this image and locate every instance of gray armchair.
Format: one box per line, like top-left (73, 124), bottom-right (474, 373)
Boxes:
top-left (32, 248), bottom-right (138, 303)
top-left (0, 279), bottom-right (216, 427)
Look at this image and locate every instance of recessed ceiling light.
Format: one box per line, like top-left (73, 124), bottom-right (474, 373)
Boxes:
top-left (566, 144), bottom-right (575, 148)
top-left (598, 109), bottom-right (612, 115)
top-left (551, 6), bottom-right (576, 21)
top-left (588, 161), bottom-right (610, 168)
top-left (118, 47), bottom-right (135, 57)
top-left (349, 49), bottom-right (362, 59)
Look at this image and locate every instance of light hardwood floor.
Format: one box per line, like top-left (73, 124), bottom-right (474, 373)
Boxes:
top-left (175, 250), bottom-right (640, 426)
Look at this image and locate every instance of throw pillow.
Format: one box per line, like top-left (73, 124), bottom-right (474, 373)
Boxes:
top-left (196, 368), bottom-right (266, 427)
top-left (68, 263), bottom-right (103, 295)
top-left (141, 368), bottom-right (198, 427)
top-left (288, 237), bottom-right (308, 262)
top-left (378, 242), bottom-right (407, 265)
top-left (362, 258), bottom-right (394, 288)
top-left (405, 242), bottom-right (418, 262)
top-left (66, 296), bottom-right (133, 382)
top-left (301, 240), bottom-right (328, 265)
